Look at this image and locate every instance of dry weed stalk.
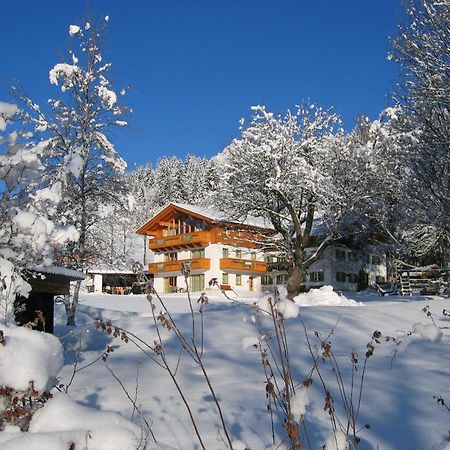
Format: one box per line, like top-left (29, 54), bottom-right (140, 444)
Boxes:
top-left (94, 262), bottom-right (235, 450)
top-left (251, 292), bottom-right (383, 449)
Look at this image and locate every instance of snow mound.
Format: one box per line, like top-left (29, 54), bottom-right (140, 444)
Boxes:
top-left (290, 387), bottom-right (310, 420)
top-left (0, 393), bottom-right (172, 450)
top-left (276, 299), bottom-right (300, 319)
top-left (293, 286), bottom-right (360, 307)
top-left (0, 325), bottom-right (63, 392)
top-left (413, 322), bottom-right (443, 342)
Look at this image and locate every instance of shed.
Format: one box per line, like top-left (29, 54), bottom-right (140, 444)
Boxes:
top-left (14, 267), bottom-right (84, 333)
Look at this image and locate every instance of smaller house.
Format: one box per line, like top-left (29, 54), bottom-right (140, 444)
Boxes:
top-left (264, 244), bottom-right (386, 292)
top-left (306, 244), bottom-right (386, 291)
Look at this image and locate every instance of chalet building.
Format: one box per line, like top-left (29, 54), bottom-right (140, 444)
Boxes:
top-left (136, 203), bottom-right (387, 294)
top-left (136, 203), bottom-right (274, 294)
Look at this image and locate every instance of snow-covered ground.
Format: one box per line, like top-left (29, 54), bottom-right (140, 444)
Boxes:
top-left (1, 287), bottom-right (450, 449)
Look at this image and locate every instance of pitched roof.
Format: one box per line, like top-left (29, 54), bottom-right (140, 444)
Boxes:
top-left (136, 202), bottom-right (274, 235)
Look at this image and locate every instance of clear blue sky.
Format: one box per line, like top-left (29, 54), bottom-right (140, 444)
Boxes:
top-left (2, 0), bottom-right (403, 168)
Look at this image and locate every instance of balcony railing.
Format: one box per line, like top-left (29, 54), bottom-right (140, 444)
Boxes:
top-left (220, 258), bottom-right (267, 273)
top-left (148, 258), bottom-right (210, 274)
top-left (149, 231), bottom-right (211, 251)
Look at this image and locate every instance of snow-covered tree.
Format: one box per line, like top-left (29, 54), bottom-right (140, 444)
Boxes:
top-left (181, 154), bottom-right (219, 205)
top-left (153, 156), bottom-right (184, 206)
top-left (389, 0), bottom-right (450, 262)
top-left (218, 103), bottom-right (402, 297)
top-left (15, 19), bottom-right (129, 325)
top-left (88, 178), bottom-right (139, 269)
top-left (0, 102), bottom-right (77, 322)
top-left (217, 103), bottom-right (342, 297)
top-left (327, 111), bottom-right (405, 248)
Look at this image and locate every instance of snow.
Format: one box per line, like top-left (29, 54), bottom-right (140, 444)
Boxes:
top-left (2, 289), bottom-right (450, 449)
top-left (0, 102), bottom-right (18, 131)
top-left (33, 182), bottom-right (62, 204)
top-left (0, 258), bottom-right (31, 298)
top-left (49, 63), bottom-right (78, 86)
top-left (293, 285), bottom-right (360, 306)
top-left (66, 152), bottom-right (84, 177)
top-left (0, 325), bottom-right (63, 391)
top-left (276, 298), bottom-right (300, 318)
top-left (413, 322), bottom-right (443, 342)
top-left (324, 431), bottom-right (348, 450)
top-left (68, 25), bottom-right (80, 36)
top-left (97, 85), bottom-right (117, 108)
top-left (290, 386), bottom-right (310, 420)
top-left (27, 265), bottom-right (84, 280)
top-left (242, 335), bottom-right (259, 350)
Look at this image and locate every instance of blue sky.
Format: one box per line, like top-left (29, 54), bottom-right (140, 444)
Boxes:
top-left (2, 1), bottom-right (403, 168)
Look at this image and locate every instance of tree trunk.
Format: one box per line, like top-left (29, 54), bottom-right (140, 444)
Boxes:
top-left (66, 279), bottom-right (81, 326)
top-left (286, 265), bottom-right (306, 299)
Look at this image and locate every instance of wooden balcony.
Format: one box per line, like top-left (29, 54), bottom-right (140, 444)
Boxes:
top-left (149, 231), bottom-right (211, 252)
top-left (148, 258), bottom-right (210, 274)
top-left (220, 258), bottom-right (267, 274)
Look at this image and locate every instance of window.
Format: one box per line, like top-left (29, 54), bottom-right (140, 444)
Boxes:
top-left (250, 252), bottom-right (256, 260)
top-left (222, 273), bottom-right (229, 284)
top-left (164, 252), bottom-right (177, 262)
top-left (336, 272), bottom-right (347, 282)
top-left (375, 275), bottom-right (385, 284)
top-left (371, 255), bottom-right (382, 265)
top-left (309, 272), bottom-right (324, 282)
top-left (222, 248), bottom-right (229, 258)
top-left (262, 275), bottom-right (274, 286)
top-left (191, 248), bottom-right (205, 259)
top-left (235, 249), bottom-right (242, 259)
top-left (190, 274), bottom-right (205, 292)
top-left (335, 249), bottom-right (346, 260)
top-left (236, 274), bottom-right (242, 286)
top-left (348, 252), bottom-right (358, 262)
top-left (276, 274), bottom-right (288, 284)
top-left (265, 255), bottom-right (275, 263)
top-left (348, 273), bottom-right (358, 283)
top-left (164, 276), bottom-right (177, 293)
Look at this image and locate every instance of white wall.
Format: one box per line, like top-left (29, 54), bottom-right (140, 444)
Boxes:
top-left (151, 243), bottom-right (266, 294)
top-left (306, 246), bottom-right (387, 291)
top-left (94, 274), bottom-right (103, 293)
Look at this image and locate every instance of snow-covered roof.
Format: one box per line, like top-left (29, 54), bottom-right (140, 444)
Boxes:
top-left (29, 266), bottom-right (85, 280)
top-left (163, 202), bottom-right (274, 230)
top-left (87, 268), bottom-right (136, 275)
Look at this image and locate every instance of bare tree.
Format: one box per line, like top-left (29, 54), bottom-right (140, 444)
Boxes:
top-left (16, 18), bottom-right (129, 325)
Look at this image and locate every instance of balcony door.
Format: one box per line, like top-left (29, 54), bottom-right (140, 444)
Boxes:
top-left (164, 276), bottom-right (177, 293)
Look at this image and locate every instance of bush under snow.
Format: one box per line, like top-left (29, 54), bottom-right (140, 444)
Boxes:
top-left (0, 326), bottom-right (63, 392)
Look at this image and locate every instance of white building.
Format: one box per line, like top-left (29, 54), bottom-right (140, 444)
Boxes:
top-left (136, 203), bottom-right (274, 294)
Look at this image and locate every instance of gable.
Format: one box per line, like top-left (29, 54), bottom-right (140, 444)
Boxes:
top-left (136, 203), bottom-right (215, 236)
